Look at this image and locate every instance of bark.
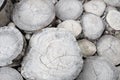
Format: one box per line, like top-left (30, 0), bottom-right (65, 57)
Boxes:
top-left (0, 0), bottom-right (13, 27)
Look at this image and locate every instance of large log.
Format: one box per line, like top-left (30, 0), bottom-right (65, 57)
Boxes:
top-left (21, 28), bottom-right (83, 80)
top-left (12, 0), bottom-right (55, 32)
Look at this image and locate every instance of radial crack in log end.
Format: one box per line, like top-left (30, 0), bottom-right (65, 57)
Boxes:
top-left (21, 28), bottom-right (83, 80)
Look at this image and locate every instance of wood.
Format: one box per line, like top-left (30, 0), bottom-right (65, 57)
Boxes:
top-left (77, 57), bottom-right (118, 80)
top-left (0, 0), bottom-right (7, 11)
top-left (21, 28), bottom-right (83, 80)
top-left (12, 0), bottom-right (55, 32)
top-left (0, 67), bottom-right (23, 80)
top-left (97, 35), bottom-right (120, 65)
top-left (0, 0), bottom-right (13, 26)
top-left (0, 25), bottom-right (24, 66)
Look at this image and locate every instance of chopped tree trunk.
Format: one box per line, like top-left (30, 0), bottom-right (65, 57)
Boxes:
top-left (0, 0), bottom-right (6, 11)
top-left (78, 39), bottom-right (96, 57)
top-left (0, 67), bottom-right (23, 80)
top-left (12, 0), bottom-right (55, 32)
top-left (82, 13), bottom-right (105, 40)
top-left (57, 20), bottom-right (82, 38)
top-left (55, 0), bottom-right (83, 20)
top-left (77, 56), bottom-right (119, 80)
top-left (21, 28), bottom-right (83, 80)
top-left (97, 35), bottom-right (120, 65)
top-left (0, 23), bottom-right (25, 66)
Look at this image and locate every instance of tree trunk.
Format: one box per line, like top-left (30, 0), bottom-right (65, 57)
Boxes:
top-left (0, 23), bottom-right (25, 66)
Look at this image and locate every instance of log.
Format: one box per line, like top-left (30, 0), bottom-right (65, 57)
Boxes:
top-left (12, 0), bottom-right (55, 32)
top-left (55, 0), bottom-right (83, 20)
top-left (0, 67), bottom-right (23, 80)
top-left (21, 28), bottom-right (83, 80)
top-left (97, 35), bottom-right (120, 65)
top-left (77, 56), bottom-right (119, 80)
top-left (0, 23), bottom-right (24, 66)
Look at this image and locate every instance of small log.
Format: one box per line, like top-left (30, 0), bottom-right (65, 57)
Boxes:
top-left (0, 23), bottom-right (24, 66)
top-left (21, 28), bottom-right (83, 80)
top-left (0, 67), bottom-right (23, 80)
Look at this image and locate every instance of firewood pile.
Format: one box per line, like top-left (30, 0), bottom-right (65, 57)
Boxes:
top-left (0, 0), bottom-right (120, 80)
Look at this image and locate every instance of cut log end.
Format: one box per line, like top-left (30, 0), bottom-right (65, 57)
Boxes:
top-left (0, 26), bottom-right (24, 66)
